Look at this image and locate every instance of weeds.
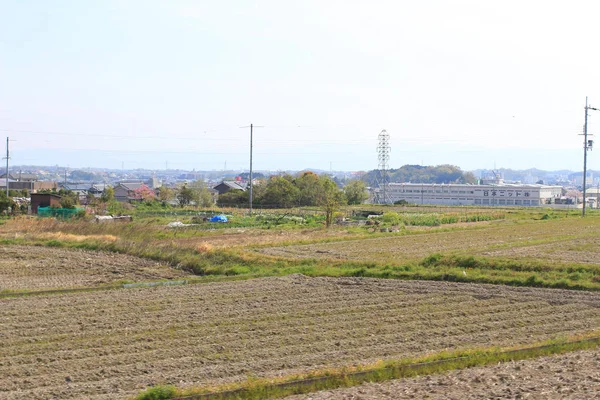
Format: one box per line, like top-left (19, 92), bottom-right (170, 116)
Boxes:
top-left (134, 385), bottom-right (176, 400)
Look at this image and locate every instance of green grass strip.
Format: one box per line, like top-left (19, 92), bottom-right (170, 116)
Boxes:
top-left (134, 335), bottom-right (600, 400)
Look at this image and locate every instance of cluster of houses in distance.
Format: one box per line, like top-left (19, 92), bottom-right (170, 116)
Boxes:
top-left (1, 165), bottom-right (599, 213)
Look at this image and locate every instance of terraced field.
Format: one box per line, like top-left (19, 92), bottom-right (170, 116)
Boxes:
top-left (285, 349), bottom-right (600, 399)
top-left (258, 218), bottom-right (600, 264)
top-left (1, 276), bottom-right (600, 399)
top-left (0, 245), bottom-right (187, 292)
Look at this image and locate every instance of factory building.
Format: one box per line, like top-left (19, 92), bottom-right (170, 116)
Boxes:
top-left (374, 183), bottom-right (563, 206)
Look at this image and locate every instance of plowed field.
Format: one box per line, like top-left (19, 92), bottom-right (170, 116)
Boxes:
top-left (1, 276), bottom-right (600, 399)
top-left (259, 219), bottom-right (600, 264)
top-left (0, 245), bottom-right (187, 291)
top-left (285, 349), bottom-right (600, 399)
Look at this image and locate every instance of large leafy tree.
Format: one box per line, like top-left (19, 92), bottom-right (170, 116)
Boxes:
top-left (217, 190), bottom-right (248, 207)
top-left (261, 176), bottom-right (300, 208)
top-left (317, 176), bottom-right (346, 227)
top-left (294, 171), bottom-right (322, 206)
top-left (188, 180), bottom-right (214, 207)
top-left (344, 179), bottom-right (369, 205)
top-left (177, 185), bottom-right (194, 207)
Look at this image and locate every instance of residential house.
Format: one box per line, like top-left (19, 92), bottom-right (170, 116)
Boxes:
top-left (0, 172), bottom-right (57, 192)
top-left (60, 183), bottom-right (91, 204)
top-left (114, 182), bottom-right (146, 202)
top-left (213, 181), bottom-right (246, 195)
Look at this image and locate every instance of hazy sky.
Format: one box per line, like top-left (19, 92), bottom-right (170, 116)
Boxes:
top-left (1, 0), bottom-right (600, 172)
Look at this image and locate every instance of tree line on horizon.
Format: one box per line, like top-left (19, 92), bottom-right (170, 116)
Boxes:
top-left (361, 164), bottom-right (477, 187)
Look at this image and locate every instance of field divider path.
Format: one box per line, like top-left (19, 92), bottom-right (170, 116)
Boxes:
top-left (0, 274), bottom-right (260, 299)
top-left (169, 336), bottom-right (600, 400)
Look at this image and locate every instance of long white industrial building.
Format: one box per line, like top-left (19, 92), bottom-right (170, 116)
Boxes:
top-left (373, 183), bottom-right (563, 206)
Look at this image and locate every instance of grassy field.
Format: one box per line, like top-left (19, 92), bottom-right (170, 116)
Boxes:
top-left (1, 205), bottom-right (599, 399)
top-left (1, 207), bottom-right (599, 291)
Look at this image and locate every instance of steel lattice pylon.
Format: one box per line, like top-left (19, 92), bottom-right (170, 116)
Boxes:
top-left (375, 129), bottom-right (391, 204)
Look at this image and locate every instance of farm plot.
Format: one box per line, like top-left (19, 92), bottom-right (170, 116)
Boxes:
top-left (285, 349), bottom-right (600, 400)
top-left (0, 245), bottom-right (187, 292)
top-left (258, 218), bottom-right (600, 264)
top-left (1, 276), bottom-right (600, 399)
top-left (483, 235), bottom-right (600, 265)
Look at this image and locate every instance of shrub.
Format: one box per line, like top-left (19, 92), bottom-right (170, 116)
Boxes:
top-left (381, 212), bottom-right (401, 225)
top-left (135, 385), bottom-right (176, 400)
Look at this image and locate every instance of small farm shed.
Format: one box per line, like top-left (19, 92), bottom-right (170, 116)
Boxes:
top-left (30, 193), bottom-right (62, 214)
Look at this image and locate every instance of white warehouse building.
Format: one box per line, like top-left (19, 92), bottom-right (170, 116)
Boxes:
top-left (375, 183), bottom-right (563, 206)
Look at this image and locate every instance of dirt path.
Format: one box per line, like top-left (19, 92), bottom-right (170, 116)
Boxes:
top-left (0, 245), bottom-right (187, 291)
top-left (1, 276), bottom-right (599, 399)
top-left (285, 349), bottom-right (600, 399)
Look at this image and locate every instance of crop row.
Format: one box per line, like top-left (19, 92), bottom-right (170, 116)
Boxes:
top-left (1, 277), bottom-right (600, 399)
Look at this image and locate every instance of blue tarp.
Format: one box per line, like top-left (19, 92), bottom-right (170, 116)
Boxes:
top-left (209, 215), bottom-right (228, 223)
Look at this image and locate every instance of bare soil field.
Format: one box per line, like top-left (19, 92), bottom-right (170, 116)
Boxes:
top-left (285, 349), bottom-right (600, 400)
top-left (0, 245), bottom-right (187, 291)
top-left (1, 276), bottom-right (600, 399)
top-left (483, 235), bottom-right (600, 265)
top-left (258, 219), bottom-right (600, 265)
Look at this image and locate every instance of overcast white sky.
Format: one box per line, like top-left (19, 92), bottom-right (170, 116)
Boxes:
top-left (1, 0), bottom-right (599, 172)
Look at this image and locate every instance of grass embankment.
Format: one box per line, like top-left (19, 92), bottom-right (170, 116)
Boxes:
top-left (133, 333), bottom-right (600, 400)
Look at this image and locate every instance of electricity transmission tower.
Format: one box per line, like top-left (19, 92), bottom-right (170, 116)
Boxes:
top-left (375, 129), bottom-right (391, 204)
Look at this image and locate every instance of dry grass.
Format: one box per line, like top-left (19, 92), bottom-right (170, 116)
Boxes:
top-left (196, 242), bottom-right (214, 253)
top-left (37, 232), bottom-right (118, 243)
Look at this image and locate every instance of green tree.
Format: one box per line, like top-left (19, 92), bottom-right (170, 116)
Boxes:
top-left (188, 180), bottom-right (214, 207)
top-left (60, 197), bottom-right (76, 209)
top-left (157, 187), bottom-right (174, 202)
top-left (100, 186), bottom-right (115, 202)
top-left (294, 171), bottom-right (322, 206)
top-left (317, 177), bottom-right (345, 227)
top-left (216, 190), bottom-right (248, 207)
top-left (57, 189), bottom-right (78, 207)
top-left (0, 192), bottom-right (14, 213)
top-left (344, 180), bottom-right (369, 205)
top-left (177, 185), bottom-right (194, 207)
top-left (261, 176), bottom-right (300, 208)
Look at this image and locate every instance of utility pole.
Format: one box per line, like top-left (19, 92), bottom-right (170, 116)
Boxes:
top-left (582, 97), bottom-right (599, 216)
top-left (240, 124), bottom-right (263, 215)
top-left (4, 137), bottom-right (9, 197)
